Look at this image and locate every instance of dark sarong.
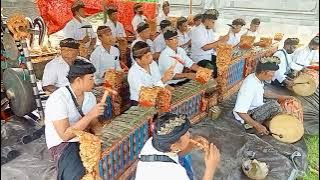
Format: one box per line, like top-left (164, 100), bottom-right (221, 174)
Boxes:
top-left (49, 142), bottom-right (85, 180)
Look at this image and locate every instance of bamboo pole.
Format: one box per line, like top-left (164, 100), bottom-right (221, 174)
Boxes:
top-left (103, 0), bottom-right (107, 24)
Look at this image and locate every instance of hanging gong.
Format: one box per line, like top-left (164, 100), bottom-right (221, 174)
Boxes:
top-left (3, 68), bottom-right (36, 116)
top-left (2, 32), bottom-right (19, 61)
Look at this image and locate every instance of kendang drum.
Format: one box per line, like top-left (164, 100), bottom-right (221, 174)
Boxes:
top-left (268, 98), bottom-right (304, 143)
top-left (292, 68), bottom-right (319, 96)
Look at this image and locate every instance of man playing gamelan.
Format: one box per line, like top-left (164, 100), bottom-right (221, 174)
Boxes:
top-left (290, 35), bottom-right (319, 72)
top-left (135, 113), bottom-right (220, 180)
top-left (45, 60), bottom-right (105, 180)
top-left (152, 20), bottom-right (172, 60)
top-left (233, 57), bottom-right (293, 135)
top-left (158, 27), bottom-right (203, 86)
top-left (90, 26), bottom-right (122, 85)
top-left (62, 0), bottom-right (97, 56)
top-left (127, 41), bottom-right (174, 106)
top-left (42, 38), bottom-right (84, 93)
top-left (271, 38), bottom-right (299, 87)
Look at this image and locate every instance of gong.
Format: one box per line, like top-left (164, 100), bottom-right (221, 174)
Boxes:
top-left (3, 68), bottom-right (36, 116)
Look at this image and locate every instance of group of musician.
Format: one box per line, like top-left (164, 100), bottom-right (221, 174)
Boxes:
top-left (41, 0), bottom-right (319, 179)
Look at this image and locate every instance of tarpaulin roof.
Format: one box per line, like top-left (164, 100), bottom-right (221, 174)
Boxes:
top-left (36, 0), bottom-right (157, 35)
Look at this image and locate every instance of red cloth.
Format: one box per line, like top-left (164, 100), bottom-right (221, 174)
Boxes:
top-left (36, 0), bottom-right (156, 35)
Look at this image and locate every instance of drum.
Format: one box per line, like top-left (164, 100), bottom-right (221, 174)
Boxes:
top-left (269, 98), bottom-right (304, 143)
top-left (292, 69), bottom-right (319, 96)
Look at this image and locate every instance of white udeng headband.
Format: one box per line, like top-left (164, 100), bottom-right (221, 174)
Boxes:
top-left (157, 115), bottom-right (187, 135)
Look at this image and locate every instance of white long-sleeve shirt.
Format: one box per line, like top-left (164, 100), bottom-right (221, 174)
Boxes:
top-left (127, 61), bottom-right (165, 101)
top-left (290, 46), bottom-right (319, 71)
top-left (272, 49), bottom-right (292, 83)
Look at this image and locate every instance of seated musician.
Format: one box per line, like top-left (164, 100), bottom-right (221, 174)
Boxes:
top-left (45, 60), bottom-right (104, 180)
top-left (188, 14), bottom-right (203, 41)
top-left (242, 18), bottom-right (260, 39)
top-left (62, 0), bottom-right (97, 54)
top-left (136, 113), bottom-right (220, 180)
top-left (128, 41), bottom-right (174, 106)
top-left (190, 12), bottom-right (228, 76)
top-left (156, 1), bottom-right (170, 33)
top-left (177, 17), bottom-right (191, 53)
top-left (152, 20), bottom-right (172, 60)
top-left (105, 7), bottom-right (126, 39)
top-left (132, 3), bottom-right (148, 33)
top-left (271, 38), bottom-right (299, 87)
top-left (233, 58), bottom-right (292, 135)
top-left (226, 18), bottom-right (246, 47)
top-left (290, 35), bottom-right (319, 72)
top-left (158, 28), bottom-right (202, 86)
top-left (42, 38), bottom-right (81, 93)
top-left (130, 22), bottom-right (154, 65)
top-left (90, 26), bottom-right (121, 85)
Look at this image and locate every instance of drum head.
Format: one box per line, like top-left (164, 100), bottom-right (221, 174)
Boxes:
top-left (3, 68), bottom-right (36, 116)
top-left (269, 114), bottom-right (304, 143)
top-left (293, 73), bottom-right (318, 96)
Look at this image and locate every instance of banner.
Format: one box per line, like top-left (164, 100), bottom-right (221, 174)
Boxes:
top-left (36, 0), bottom-right (157, 35)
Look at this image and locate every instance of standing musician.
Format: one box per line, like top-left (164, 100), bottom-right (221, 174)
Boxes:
top-left (127, 41), bottom-right (174, 106)
top-left (233, 57), bottom-right (293, 135)
top-left (290, 35), bottom-right (319, 72)
top-left (271, 38), bottom-right (300, 87)
top-left (45, 60), bottom-right (105, 180)
top-left (158, 28), bottom-right (202, 86)
top-left (190, 12), bottom-right (228, 76)
top-left (90, 26), bottom-right (121, 85)
top-left (135, 113), bottom-right (220, 180)
top-left (62, 0), bottom-right (97, 55)
top-left (42, 38), bottom-right (82, 93)
top-left (132, 3), bottom-right (148, 33)
top-left (105, 7), bottom-right (126, 39)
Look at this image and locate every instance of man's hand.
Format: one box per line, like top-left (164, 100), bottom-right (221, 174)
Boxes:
top-left (162, 62), bottom-right (176, 82)
top-left (204, 143), bottom-right (220, 170)
top-left (87, 102), bottom-right (105, 119)
top-left (253, 123), bottom-right (269, 135)
top-left (82, 35), bottom-right (90, 44)
top-left (185, 73), bottom-right (196, 80)
top-left (284, 79), bottom-right (295, 87)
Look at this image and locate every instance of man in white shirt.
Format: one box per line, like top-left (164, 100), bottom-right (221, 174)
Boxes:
top-left (188, 14), bottom-right (203, 38)
top-left (233, 58), bottom-right (292, 135)
top-left (159, 28), bottom-right (203, 86)
top-left (45, 59), bottom-right (104, 179)
top-left (136, 113), bottom-right (220, 180)
top-left (132, 3), bottom-right (148, 33)
top-left (271, 38), bottom-right (299, 87)
top-left (290, 36), bottom-right (319, 72)
top-left (128, 41), bottom-right (174, 105)
top-left (63, 0), bottom-right (97, 55)
top-left (226, 18), bottom-right (246, 47)
top-left (191, 12), bottom-right (228, 77)
top-left (130, 22), bottom-right (154, 65)
top-left (242, 18), bottom-right (260, 38)
top-left (42, 38), bottom-right (80, 93)
top-left (177, 17), bottom-right (191, 53)
top-left (156, 1), bottom-right (170, 32)
top-left (105, 7), bottom-right (126, 39)
top-left (152, 20), bottom-right (172, 60)
top-left (90, 26), bottom-right (121, 85)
